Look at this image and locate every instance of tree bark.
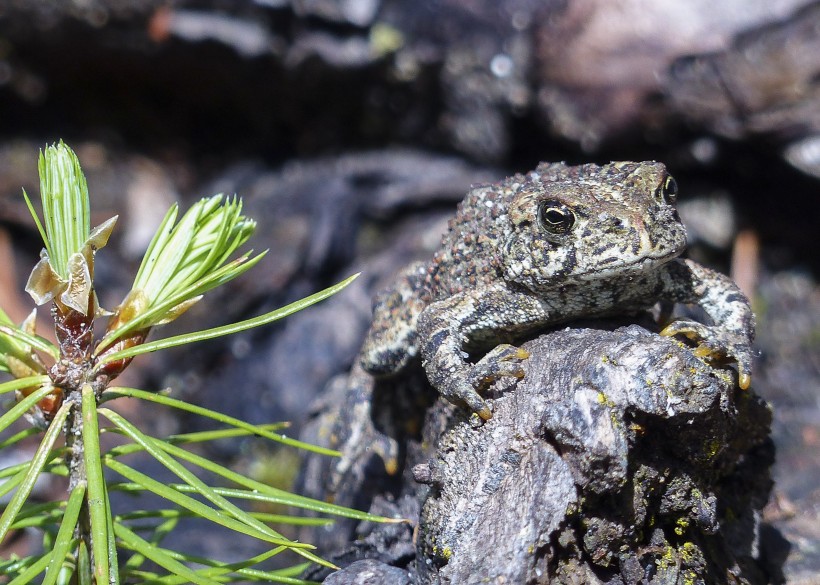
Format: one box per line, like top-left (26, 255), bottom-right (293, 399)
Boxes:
top-left (300, 323), bottom-right (775, 584)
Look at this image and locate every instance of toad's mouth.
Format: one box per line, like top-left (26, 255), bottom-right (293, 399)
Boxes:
top-left (575, 247), bottom-right (685, 280)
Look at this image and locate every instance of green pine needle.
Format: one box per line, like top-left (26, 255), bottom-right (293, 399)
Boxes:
top-left (33, 141), bottom-right (91, 280)
top-left (0, 142), bottom-right (376, 582)
top-left (96, 272), bottom-right (358, 365)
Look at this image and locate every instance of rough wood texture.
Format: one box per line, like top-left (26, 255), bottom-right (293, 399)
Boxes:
top-left (415, 325), bottom-right (773, 583)
top-left (300, 323), bottom-right (775, 583)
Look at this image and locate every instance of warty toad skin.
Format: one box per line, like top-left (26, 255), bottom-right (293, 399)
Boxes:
top-left (360, 161), bottom-right (755, 420)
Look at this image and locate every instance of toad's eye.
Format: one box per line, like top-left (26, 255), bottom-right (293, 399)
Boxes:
top-left (537, 200), bottom-right (575, 236)
top-left (658, 175), bottom-right (678, 205)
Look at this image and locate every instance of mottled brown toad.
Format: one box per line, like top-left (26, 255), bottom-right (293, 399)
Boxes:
top-left (360, 161), bottom-right (755, 420)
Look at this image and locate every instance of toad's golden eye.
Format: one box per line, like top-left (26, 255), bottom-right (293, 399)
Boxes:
top-left (658, 175), bottom-right (678, 205)
top-left (537, 200), bottom-right (575, 236)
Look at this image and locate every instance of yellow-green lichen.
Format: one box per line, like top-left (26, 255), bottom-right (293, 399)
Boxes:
top-left (680, 541), bottom-right (698, 563)
top-left (432, 545), bottom-right (453, 560)
top-left (675, 517), bottom-right (690, 536)
top-left (655, 544), bottom-right (677, 571)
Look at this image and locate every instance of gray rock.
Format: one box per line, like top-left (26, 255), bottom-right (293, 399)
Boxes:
top-left (325, 559), bottom-right (411, 585)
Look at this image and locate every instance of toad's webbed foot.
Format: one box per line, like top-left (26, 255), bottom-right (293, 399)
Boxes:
top-left (468, 344), bottom-right (529, 390)
top-left (325, 373), bottom-right (401, 496)
top-left (426, 343), bottom-right (529, 421)
top-left (660, 319), bottom-right (754, 389)
top-left (418, 287), bottom-right (547, 421)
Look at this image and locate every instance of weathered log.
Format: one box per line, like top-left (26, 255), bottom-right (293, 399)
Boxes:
top-left (300, 322), bottom-right (775, 584)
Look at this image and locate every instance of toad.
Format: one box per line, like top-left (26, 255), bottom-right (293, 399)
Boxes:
top-left (360, 161), bottom-right (755, 420)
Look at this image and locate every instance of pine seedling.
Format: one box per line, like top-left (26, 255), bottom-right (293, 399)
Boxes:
top-left (0, 142), bottom-right (387, 584)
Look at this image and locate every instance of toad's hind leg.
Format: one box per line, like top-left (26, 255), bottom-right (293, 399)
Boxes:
top-left (360, 262), bottom-right (429, 376)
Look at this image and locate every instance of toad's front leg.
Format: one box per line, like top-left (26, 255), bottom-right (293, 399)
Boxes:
top-left (659, 258), bottom-right (756, 389)
top-left (416, 287), bottom-right (546, 420)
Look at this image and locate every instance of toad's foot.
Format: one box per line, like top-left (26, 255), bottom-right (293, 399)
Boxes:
top-left (660, 319), bottom-right (754, 389)
top-left (469, 344), bottom-right (529, 390)
top-left (330, 421), bottom-right (400, 495)
top-left (434, 344), bottom-right (529, 421)
top-left (323, 372), bottom-right (401, 497)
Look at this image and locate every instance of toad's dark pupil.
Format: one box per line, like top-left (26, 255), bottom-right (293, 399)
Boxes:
top-left (538, 201), bottom-right (575, 234)
top-left (544, 209), bottom-right (565, 224)
top-left (662, 176), bottom-right (678, 203)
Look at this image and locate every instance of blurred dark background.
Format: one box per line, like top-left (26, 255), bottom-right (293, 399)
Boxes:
top-left (0, 0), bottom-right (817, 580)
